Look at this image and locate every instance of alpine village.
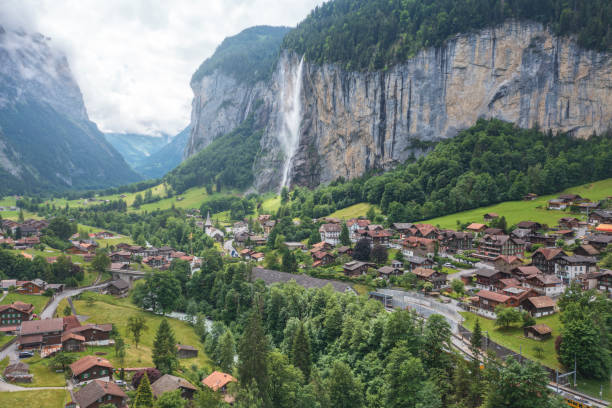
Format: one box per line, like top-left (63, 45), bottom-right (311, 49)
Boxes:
top-left (0, 1), bottom-right (611, 408)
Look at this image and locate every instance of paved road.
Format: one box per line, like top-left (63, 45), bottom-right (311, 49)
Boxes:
top-left (0, 283), bottom-right (109, 365)
top-left (0, 379), bottom-right (66, 392)
top-left (40, 283), bottom-right (108, 319)
top-left (223, 239), bottom-right (237, 257)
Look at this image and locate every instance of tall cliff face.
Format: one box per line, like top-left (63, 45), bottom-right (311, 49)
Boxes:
top-left (187, 22), bottom-right (612, 192)
top-left (0, 27), bottom-right (140, 194)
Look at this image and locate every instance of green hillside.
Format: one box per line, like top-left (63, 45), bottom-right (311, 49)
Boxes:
top-left (423, 178), bottom-right (612, 228)
top-left (191, 25), bottom-right (290, 85)
top-left (283, 0), bottom-right (612, 71)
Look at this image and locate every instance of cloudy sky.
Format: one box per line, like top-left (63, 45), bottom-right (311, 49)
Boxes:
top-left (0, 0), bottom-right (323, 136)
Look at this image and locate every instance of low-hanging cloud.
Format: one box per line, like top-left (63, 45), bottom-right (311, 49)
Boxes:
top-left (0, 0), bottom-right (323, 136)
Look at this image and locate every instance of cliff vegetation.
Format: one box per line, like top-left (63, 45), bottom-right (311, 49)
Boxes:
top-left (283, 0), bottom-right (612, 70)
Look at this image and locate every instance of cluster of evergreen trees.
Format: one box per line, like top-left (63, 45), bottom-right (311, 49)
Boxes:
top-left (132, 254), bottom-right (566, 408)
top-left (277, 119), bottom-right (612, 222)
top-left (283, 0), bottom-right (612, 71)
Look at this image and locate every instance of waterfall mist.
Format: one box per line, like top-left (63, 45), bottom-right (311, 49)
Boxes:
top-left (278, 56), bottom-right (304, 190)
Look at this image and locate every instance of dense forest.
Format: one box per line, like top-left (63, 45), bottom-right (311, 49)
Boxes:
top-left (191, 26), bottom-right (291, 86)
top-left (283, 0), bottom-right (612, 71)
top-left (165, 115), bottom-right (263, 194)
top-left (278, 119), bottom-right (612, 221)
top-left (131, 254), bottom-right (569, 408)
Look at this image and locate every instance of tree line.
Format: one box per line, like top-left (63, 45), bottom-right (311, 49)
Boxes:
top-left (283, 0), bottom-right (612, 71)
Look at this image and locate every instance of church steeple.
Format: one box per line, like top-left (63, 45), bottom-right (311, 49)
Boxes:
top-left (205, 211), bottom-right (212, 228)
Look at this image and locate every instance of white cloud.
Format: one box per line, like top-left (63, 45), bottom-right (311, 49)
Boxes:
top-left (0, 0), bottom-right (323, 136)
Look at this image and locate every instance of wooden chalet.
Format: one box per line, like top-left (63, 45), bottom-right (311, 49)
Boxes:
top-left (176, 344), bottom-right (198, 359)
top-left (522, 296), bottom-right (556, 317)
top-left (152, 374), bottom-right (198, 400)
top-left (73, 380), bottom-right (127, 408)
top-left (70, 355), bottom-right (113, 383)
top-left (412, 267), bottom-right (447, 289)
top-left (343, 261), bottom-right (371, 276)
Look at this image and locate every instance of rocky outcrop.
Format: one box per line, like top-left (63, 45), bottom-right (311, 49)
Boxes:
top-left (187, 21), bottom-right (612, 192)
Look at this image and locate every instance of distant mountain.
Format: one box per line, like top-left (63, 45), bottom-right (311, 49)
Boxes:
top-left (0, 27), bottom-right (140, 195)
top-left (104, 132), bottom-right (170, 166)
top-left (133, 126), bottom-right (190, 179)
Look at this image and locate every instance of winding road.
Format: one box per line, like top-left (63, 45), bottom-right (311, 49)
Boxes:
top-left (0, 282), bottom-right (109, 392)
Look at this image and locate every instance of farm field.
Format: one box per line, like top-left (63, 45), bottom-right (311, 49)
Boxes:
top-left (56, 292), bottom-right (211, 370)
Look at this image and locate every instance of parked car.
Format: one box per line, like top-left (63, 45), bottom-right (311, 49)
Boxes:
top-left (19, 351), bottom-right (34, 359)
top-left (114, 379), bottom-right (127, 386)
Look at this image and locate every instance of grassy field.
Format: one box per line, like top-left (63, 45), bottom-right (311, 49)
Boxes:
top-left (1, 293), bottom-right (50, 315)
top-left (17, 354), bottom-right (67, 387)
top-left (261, 194), bottom-right (282, 214)
top-left (424, 178), bottom-right (612, 229)
top-left (56, 292), bottom-right (211, 370)
top-left (0, 334), bottom-right (14, 348)
top-left (460, 311), bottom-right (562, 369)
top-left (329, 203), bottom-right (378, 220)
top-left (0, 390), bottom-right (70, 408)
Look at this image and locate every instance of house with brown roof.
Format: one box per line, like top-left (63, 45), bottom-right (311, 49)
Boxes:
top-left (412, 268), bottom-right (447, 290)
top-left (493, 255), bottom-right (523, 274)
top-left (476, 235), bottom-right (525, 261)
top-left (390, 222), bottom-right (413, 235)
top-left (473, 269), bottom-right (510, 291)
top-left (573, 244), bottom-right (600, 258)
top-left (438, 230), bottom-right (474, 252)
top-left (17, 279), bottom-right (46, 295)
top-left (377, 266), bottom-right (403, 279)
top-left (19, 318), bottom-right (63, 348)
top-left (522, 296), bottom-right (556, 317)
top-left (62, 332), bottom-right (86, 352)
top-left (524, 324), bottom-right (552, 341)
top-left (558, 217), bottom-right (581, 229)
top-left (471, 290), bottom-right (512, 318)
top-left (202, 371), bottom-right (237, 404)
top-left (523, 274), bottom-right (565, 298)
top-left (73, 379), bottom-right (127, 408)
top-left (311, 251), bottom-right (335, 267)
top-left (466, 223), bottom-right (487, 234)
top-left (0, 301), bottom-right (34, 329)
top-left (107, 279), bottom-right (129, 296)
top-left (483, 213), bottom-right (499, 223)
top-left (516, 221), bottom-right (542, 232)
top-left (176, 344), bottom-right (198, 359)
top-left (70, 355), bottom-right (113, 383)
top-left (70, 324), bottom-right (112, 343)
top-left (401, 236), bottom-right (436, 258)
top-left (343, 261), bottom-right (371, 276)
top-left (531, 247), bottom-right (566, 275)
top-left (152, 374), bottom-right (197, 400)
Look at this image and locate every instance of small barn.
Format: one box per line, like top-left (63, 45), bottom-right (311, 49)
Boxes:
top-left (176, 344), bottom-right (198, 359)
top-left (524, 324), bottom-right (552, 341)
top-left (3, 362), bottom-right (32, 383)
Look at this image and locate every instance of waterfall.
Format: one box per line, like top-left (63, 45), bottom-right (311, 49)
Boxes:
top-left (278, 56), bottom-right (304, 190)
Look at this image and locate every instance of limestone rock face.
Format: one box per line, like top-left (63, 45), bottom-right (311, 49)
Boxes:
top-left (186, 21), bottom-right (612, 191)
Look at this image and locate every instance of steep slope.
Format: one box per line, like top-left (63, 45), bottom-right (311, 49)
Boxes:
top-left (0, 27), bottom-right (140, 195)
top-left (104, 132), bottom-right (170, 166)
top-left (185, 25), bottom-right (290, 156)
top-left (134, 126), bottom-right (190, 179)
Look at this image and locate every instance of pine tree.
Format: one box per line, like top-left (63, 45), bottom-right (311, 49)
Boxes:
top-left (470, 318), bottom-right (483, 356)
top-left (152, 319), bottom-right (179, 374)
top-left (238, 308), bottom-right (269, 404)
top-left (339, 222), bottom-right (351, 246)
top-left (134, 372), bottom-right (154, 408)
top-left (217, 330), bottom-right (236, 372)
top-left (291, 322), bottom-right (312, 381)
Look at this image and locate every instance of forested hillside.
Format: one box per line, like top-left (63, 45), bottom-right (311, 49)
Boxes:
top-left (283, 0), bottom-right (612, 70)
top-left (277, 119), bottom-right (612, 220)
top-left (166, 116), bottom-right (263, 193)
top-left (191, 25), bottom-right (290, 85)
